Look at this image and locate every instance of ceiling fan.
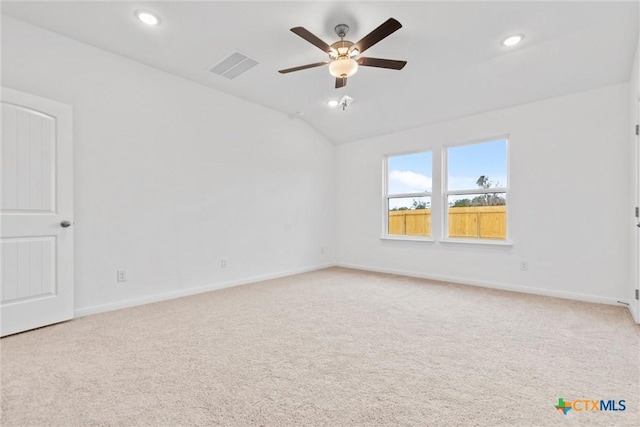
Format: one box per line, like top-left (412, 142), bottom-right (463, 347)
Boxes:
top-left (278, 18), bottom-right (407, 89)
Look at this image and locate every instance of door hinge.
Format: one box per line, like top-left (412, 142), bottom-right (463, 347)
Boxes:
top-left (636, 124), bottom-right (639, 136)
top-left (636, 207), bottom-right (639, 218)
top-left (636, 289), bottom-right (639, 300)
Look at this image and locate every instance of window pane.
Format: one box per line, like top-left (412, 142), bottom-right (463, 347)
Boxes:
top-left (388, 152), bottom-right (432, 195)
top-left (447, 139), bottom-right (507, 191)
top-left (447, 194), bottom-right (506, 240)
top-left (388, 197), bottom-right (431, 236)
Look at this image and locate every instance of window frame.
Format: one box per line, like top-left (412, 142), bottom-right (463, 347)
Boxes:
top-left (442, 136), bottom-right (510, 243)
top-left (382, 149), bottom-right (434, 241)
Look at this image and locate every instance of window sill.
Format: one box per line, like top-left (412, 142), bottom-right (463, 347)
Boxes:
top-left (381, 235), bottom-right (435, 243)
top-left (440, 239), bottom-right (513, 247)
top-left (380, 236), bottom-right (513, 247)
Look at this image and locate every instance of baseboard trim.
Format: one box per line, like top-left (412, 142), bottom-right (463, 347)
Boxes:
top-left (628, 301), bottom-right (639, 324)
top-left (75, 262), bottom-right (631, 319)
top-left (74, 263), bottom-right (337, 318)
top-left (336, 262), bottom-right (626, 307)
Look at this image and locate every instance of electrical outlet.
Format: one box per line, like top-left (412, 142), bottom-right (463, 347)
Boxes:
top-left (221, 258), bottom-right (229, 268)
top-left (117, 270), bottom-right (127, 282)
top-left (520, 261), bottom-right (528, 272)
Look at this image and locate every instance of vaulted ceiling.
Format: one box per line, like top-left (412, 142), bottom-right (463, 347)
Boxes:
top-left (2, 1), bottom-right (638, 144)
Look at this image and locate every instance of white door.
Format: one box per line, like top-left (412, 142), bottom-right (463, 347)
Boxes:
top-left (1, 88), bottom-right (73, 336)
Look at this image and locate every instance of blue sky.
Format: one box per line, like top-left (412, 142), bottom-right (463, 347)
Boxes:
top-left (388, 151), bottom-right (432, 194)
top-left (448, 139), bottom-right (507, 190)
top-left (388, 139), bottom-right (507, 209)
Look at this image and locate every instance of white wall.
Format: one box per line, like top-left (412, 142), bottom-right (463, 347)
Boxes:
top-left (2, 15), bottom-right (635, 316)
top-left (336, 83), bottom-right (631, 304)
top-left (1, 16), bottom-right (336, 314)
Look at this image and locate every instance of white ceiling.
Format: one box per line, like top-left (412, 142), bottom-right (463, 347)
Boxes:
top-left (2, 1), bottom-right (638, 144)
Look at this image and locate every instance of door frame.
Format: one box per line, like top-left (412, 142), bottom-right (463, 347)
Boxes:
top-left (634, 98), bottom-right (640, 323)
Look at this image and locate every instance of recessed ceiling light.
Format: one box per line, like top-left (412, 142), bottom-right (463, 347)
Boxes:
top-left (327, 100), bottom-right (339, 108)
top-left (135, 10), bottom-right (160, 26)
top-left (502, 34), bottom-right (524, 47)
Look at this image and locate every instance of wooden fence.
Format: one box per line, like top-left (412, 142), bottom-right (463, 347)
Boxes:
top-left (389, 206), bottom-right (506, 240)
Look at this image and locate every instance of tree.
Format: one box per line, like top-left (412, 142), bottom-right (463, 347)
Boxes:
top-left (390, 199), bottom-right (431, 211)
top-left (476, 175), bottom-right (491, 189)
top-left (452, 198), bottom-right (471, 207)
top-left (450, 175), bottom-right (505, 207)
top-left (412, 199), bottom-right (429, 210)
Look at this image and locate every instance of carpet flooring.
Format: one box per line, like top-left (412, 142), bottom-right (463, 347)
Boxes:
top-left (1, 267), bottom-right (639, 426)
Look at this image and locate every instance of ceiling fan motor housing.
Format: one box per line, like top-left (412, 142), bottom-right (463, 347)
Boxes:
top-left (334, 24), bottom-right (349, 38)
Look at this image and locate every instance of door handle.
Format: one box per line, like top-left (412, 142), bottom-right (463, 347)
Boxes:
top-left (60, 220), bottom-right (72, 228)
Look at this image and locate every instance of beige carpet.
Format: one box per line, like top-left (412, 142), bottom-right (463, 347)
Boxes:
top-left (1, 267), bottom-right (638, 426)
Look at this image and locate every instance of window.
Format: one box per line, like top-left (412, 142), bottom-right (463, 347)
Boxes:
top-left (383, 137), bottom-right (509, 243)
top-left (385, 151), bottom-right (432, 237)
top-left (445, 139), bottom-right (508, 241)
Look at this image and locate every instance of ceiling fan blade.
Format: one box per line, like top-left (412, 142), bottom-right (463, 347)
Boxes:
top-left (290, 27), bottom-right (333, 53)
top-left (335, 77), bottom-right (347, 89)
top-left (354, 18), bottom-right (402, 54)
top-left (278, 61), bottom-right (329, 74)
top-left (358, 57), bottom-right (407, 70)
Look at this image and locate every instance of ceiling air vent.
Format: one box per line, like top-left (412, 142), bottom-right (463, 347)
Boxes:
top-left (209, 50), bottom-right (259, 80)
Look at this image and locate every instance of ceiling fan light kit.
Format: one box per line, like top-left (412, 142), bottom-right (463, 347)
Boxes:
top-left (279, 18), bottom-right (407, 88)
top-left (329, 57), bottom-right (358, 78)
